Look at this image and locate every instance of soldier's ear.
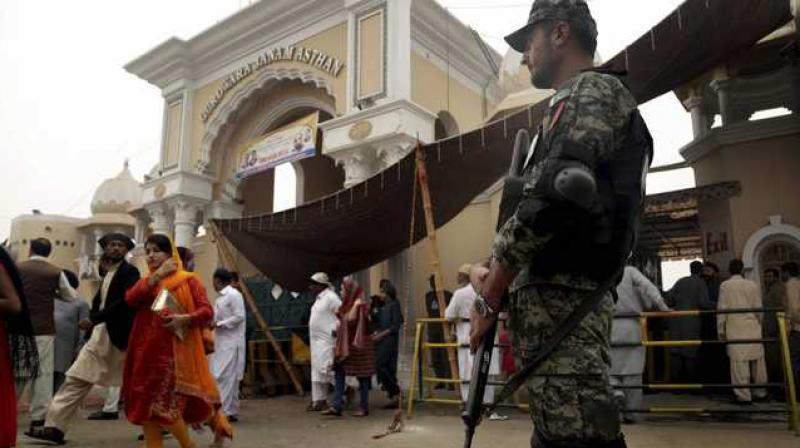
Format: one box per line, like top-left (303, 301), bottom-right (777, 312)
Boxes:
top-left (550, 21), bottom-right (571, 49)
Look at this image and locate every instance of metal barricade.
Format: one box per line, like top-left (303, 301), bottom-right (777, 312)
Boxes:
top-left (407, 317), bottom-right (521, 416)
top-left (246, 325), bottom-right (310, 395)
top-left (405, 310), bottom-right (799, 435)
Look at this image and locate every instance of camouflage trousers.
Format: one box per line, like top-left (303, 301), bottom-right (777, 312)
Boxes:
top-left (507, 284), bottom-right (622, 447)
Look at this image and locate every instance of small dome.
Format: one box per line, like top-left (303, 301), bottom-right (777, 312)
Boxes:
top-left (90, 161), bottom-right (142, 215)
top-left (490, 48), bottom-right (555, 122)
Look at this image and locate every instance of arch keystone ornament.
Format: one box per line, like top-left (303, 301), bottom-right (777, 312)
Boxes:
top-left (348, 121), bottom-right (373, 141)
top-left (154, 183), bottom-right (167, 199)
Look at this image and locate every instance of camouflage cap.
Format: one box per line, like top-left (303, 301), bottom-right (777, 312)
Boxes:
top-left (505, 0), bottom-right (597, 53)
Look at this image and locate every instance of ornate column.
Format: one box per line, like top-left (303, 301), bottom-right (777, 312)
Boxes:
top-left (133, 214), bottom-right (149, 248)
top-left (172, 200), bottom-right (201, 248)
top-left (92, 229), bottom-right (104, 258)
top-left (710, 78), bottom-right (733, 126)
top-left (682, 95), bottom-right (711, 139)
top-left (147, 204), bottom-right (172, 237)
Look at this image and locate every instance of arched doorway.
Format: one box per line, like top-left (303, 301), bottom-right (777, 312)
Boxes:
top-left (208, 78), bottom-right (344, 216)
top-left (743, 216), bottom-right (800, 289)
top-left (434, 110), bottom-right (460, 140)
top-left (758, 241), bottom-right (800, 281)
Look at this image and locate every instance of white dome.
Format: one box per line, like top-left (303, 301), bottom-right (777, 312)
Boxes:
top-left (499, 49), bottom-right (532, 96)
top-left (90, 161), bottom-right (142, 215)
top-left (490, 48), bottom-right (555, 121)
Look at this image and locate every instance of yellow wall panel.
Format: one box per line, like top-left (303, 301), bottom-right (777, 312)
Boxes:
top-left (357, 10), bottom-right (384, 100)
top-left (164, 100), bottom-right (182, 169)
top-left (411, 52), bottom-right (488, 134)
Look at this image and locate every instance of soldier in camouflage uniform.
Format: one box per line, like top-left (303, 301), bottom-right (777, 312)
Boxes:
top-left (469, 1), bottom-right (651, 447)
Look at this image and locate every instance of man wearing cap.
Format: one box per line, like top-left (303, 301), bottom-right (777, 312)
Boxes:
top-left (29, 233), bottom-right (141, 444)
top-left (307, 272), bottom-right (342, 412)
top-left (469, 1), bottom-right (652, 447)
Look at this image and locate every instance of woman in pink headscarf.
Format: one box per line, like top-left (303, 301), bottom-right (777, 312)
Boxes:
top-left (323, 277), bottom-right (375, 417)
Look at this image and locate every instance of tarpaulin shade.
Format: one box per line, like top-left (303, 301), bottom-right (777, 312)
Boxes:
top-left (599, 0), bottom-right (792, 104)
top-left (214, 102), bottom-right (549, 291)
top-left (213, 0), bottom-right (792, 291)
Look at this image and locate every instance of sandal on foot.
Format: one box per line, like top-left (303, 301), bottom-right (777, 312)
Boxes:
top-left (26, 426), bottom-right (66, 445)
top-left (321, 408), bottom-right (342, 417)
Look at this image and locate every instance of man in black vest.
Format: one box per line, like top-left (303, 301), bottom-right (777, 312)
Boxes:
top-left (469, 1), bottom-right (652, 446)
top-left (29, 233), bottom-right (140, 444)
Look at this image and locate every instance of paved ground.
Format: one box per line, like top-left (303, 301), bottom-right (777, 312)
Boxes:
top-left (15, 393), bottom-right (800, 448)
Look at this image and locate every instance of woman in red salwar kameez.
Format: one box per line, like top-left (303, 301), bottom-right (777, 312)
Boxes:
top-left (123, 234), bottom-right (231, 448)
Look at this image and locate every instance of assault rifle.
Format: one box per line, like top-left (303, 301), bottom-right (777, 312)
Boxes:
top-left (461, 129), bottom-right (530, 448)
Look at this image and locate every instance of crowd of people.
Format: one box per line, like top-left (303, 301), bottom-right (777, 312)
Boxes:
top-left (0, 233), bottom-right (243, 448)
top-left (303, 254), bottom-right (800, 424)
top-left (1, 231), bottom-right (799, 447)
top-left (305, 273), bottom-right (405, 416)
top-left (610, 258), bottom-right (800, 418)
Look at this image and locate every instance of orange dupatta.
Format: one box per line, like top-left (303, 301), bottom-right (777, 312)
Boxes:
top-left (149, 238), bottom-right (232, 437)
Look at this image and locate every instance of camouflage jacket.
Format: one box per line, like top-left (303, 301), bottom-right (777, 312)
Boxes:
top-left (492, 70), bottom-right (639, 292)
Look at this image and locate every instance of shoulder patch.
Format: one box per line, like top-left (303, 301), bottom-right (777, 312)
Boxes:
top-left (549, 89), bottom-right (571, 107)
top-left (548, 99), bottom-right (568, 132)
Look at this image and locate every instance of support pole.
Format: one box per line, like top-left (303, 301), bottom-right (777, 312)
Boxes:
top-left (415, 143), bottom-right (460, 386)
top-left (210, 222), bottom-right (305, 396)
top-left (407, 321), bottom-right (424, 417)
top-left (778, 313), bottom-right (800, 434)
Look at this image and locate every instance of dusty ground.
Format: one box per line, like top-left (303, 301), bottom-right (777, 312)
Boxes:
top-left (15, 393), bottom-right (800, 448)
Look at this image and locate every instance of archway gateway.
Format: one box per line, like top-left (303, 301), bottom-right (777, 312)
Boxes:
top-left (209, 78), bottom-right (344, 216)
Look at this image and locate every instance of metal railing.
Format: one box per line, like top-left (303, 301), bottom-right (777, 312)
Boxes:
top-left (405, 310), bottom-right (799, 435)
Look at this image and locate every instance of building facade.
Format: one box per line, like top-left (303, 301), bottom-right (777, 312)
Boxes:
top-left (125, 0), bottom-right (504, 297)
top-left (7, 162), bottom-right (142, 298)
top-left (669, 18), bottom-right (800, 288)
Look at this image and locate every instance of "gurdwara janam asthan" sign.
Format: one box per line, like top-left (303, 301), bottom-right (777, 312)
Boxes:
top-left (201, 46), bottom-right (344, 124)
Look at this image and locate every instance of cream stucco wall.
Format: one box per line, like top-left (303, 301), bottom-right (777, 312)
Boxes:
top-left (693, 130), bottom-right (800, 257)
top-left (188, 23), bottom-right (349, 172)
top-left (8, 215), bottom-right (82, 271)
top-left (406, 188), bottom-right (503, 314)
top-left (411, 51), bottom-right (492, 134)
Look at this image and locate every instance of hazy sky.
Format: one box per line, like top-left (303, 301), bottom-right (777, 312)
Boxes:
top-left (0, 0), bottom-right (695, 272)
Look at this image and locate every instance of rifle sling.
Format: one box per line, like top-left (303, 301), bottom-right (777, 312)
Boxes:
top-left (489, 273), bottom-right (620, 411)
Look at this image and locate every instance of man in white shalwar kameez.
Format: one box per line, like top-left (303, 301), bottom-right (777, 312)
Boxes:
top-left (307, 272), bottom-right (341, 411)
top-left (446, 264), bottom-right (505, 420)
top-left (717, 259), bottom-right (768, 403)
top-left (610, 266), bottom-right (670, 422)
top-left (210, 268), bottom-right (247, 419)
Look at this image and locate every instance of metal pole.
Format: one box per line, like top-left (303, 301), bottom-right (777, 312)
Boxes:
top-left (407, 321), bottom-right (424, 418)
top-left (778, 313), bottom-right (800, 434)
